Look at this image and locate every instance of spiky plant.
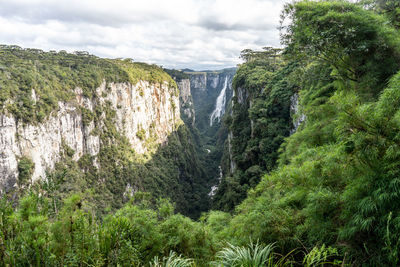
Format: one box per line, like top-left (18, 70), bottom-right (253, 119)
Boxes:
top-left (149, 251), bottom-right (194, 267)
top-left (213, 242), bottom-right (275, 267)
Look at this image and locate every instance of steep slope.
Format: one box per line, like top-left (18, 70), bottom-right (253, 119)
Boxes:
top-left (166, 68), bottom-right (236, 197)
top-left (210, 1), bottom-right (400, 265)
top-left (0, 45), bottom-right (209, 217)
top-left (0, 80), bottom-right (179, 192)
top-left (4, 1), bottom-right (400, 266)
top-left (212, 50), bottom-right (297, 210)
top-left (186, 69), bottom-right (236, 194)
top-left (187, 68), bottom-right (235, 136)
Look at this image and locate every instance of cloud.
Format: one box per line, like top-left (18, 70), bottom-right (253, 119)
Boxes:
top-left (0, 0), bottom-right (287, 70)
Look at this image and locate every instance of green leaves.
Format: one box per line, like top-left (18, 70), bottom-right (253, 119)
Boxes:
top-left (282, 0), bottom-right (400, 95)
top-left (150, 251), bottom-right (194, 267)
top-left (0, 45), bottom-right (175, 124)
top-left (17, 156), bottom-right (35, 188)
top-left (214, 242), bottom-right (275, 267)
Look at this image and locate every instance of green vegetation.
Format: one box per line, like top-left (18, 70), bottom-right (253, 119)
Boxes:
top-left (37, 124), bottom-right (211, 219)
top-left (214, 242), bottom-right (276, 267)
top-left (182, 68), bottom-right (236, 199)
top-left (213, 49), bottom-right (295, 210)
top-left (136, 127), bottom-right (146, 140)
top-left (17, 156), bottom-right (35, 187)
top-left (150, 252), bottom-right (193, 267)
top-left (164, 69), bottom-right (189, 81)
top-left (3, 0), bottom-right (400, 265)
top-left (0, 45), bottom-right (175, 124)
top-left (0, 45), bottom-right (209, 218)
top-left (214, 0), bottom-right (400, 265)
top-left (212, 0), bottom-right (400, 265)
top-left (0, 192), bottom-right (343, 266)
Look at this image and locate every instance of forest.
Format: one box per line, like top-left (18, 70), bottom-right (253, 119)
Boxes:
top-left (2, 0), bottom-right (400, 266)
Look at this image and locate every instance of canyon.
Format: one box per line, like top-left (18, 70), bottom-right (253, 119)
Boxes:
top-left (0, 81), bottom-right (179, 193)
top-left (0, 47), bottom-right (237, 218)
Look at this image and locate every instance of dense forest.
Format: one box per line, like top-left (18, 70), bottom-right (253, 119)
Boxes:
top-left (0, 45), bottom-right (213, 218)
top-left (2, 0), bottom-right (400, 266)
top-left (0, 46), bottom-right (176, 123)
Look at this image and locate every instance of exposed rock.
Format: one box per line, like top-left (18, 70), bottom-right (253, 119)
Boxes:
top-left (236, 86), bottom-right (249, 105)
top-left (123, 183), bottom-right (138, 200)
top-left (0, 80), bottom-right (180, 193)
top-left (190, 73), bottom-right (207, 91)
top-left (208, 166), bottom-right (222, 197)
top-left (228, 131), bottom-right (236, 174)
top-left (177, 79), bottom-right (195, 126)
top-left (188, 70), bottom-right (235, 132)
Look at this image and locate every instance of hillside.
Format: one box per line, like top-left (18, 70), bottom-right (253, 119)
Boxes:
top-left (2, 0), bottom-right (400, 266)
top-left (0, 45), bottom-right (211, 218)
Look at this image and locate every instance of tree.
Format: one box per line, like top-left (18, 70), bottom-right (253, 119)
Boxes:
top-left (281, 0), bottom-right (400, 96)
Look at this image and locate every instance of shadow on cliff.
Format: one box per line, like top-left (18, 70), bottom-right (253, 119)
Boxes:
top-left (38, 124), bottom-right (212, 220)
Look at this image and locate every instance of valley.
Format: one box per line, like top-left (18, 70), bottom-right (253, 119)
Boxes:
top-left (1, 0), bottom-right (400, 266)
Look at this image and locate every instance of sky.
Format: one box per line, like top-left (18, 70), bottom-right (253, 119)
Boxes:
top-left (0, 0), bottom-right (287, 70)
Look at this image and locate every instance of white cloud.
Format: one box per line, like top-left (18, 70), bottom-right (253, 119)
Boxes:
top-left (0, 0), bottom-right (287, 70)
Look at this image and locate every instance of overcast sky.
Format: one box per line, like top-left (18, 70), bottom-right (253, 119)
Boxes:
top-left (0, 0), bottom-right (287, 70)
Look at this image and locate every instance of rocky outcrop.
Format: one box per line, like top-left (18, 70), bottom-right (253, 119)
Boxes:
top-left (188, 70), bottom-right (235, 132)
top-left (235, 86), bottom-right (249, 105)
top-left (0, 80), bottom-right (180, 193)
top-left (177, 79), bottom-right (195, 126)
top-left (190, 73), bottom-right (207, 91)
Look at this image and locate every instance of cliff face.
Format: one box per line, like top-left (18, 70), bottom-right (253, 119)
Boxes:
top-left (214, 61), bottom-right (297, 211)
top-left (177, 79), bottom-right (195, 126)
top-left (0, 80), bottom-right (179, 193)
top-left (188, 69), bottom-right (235, 133)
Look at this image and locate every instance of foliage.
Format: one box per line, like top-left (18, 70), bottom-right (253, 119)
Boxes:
top-left (281, 0), bottom-right (400, 97)
top-left (302, 245), bottom-right (341, 266)
top-left (0, 45), bottom-right (175, 124)
top-left (150, 251), bottom-right (193, 267)
top-left (214, 242), bottom-right (275, 267)
top-left (36, 124), bottom-right (210, 219)
top-left (239, 47), bottom-right (283, 71)
top-left (164, 69), bottom-right (189, 81)
top-left (361, 0), bottom-right (400, 28)
top-left (213, 0), bottom-right (400, 265)
top-left (213, 56), bottom-right (296, 211)
top-left (0, 192), bottom-right (215, 266)
top-left (136, 128), bottom-right (146, 140)
top-left (4, 0), bottom-right (400, 265)
top-left (17, 156), bottom-right (35, 187)
top-left (0, 191), bottom-right (347, 266)
top-left (181, 68), bottom-right (237, 211)
top-left (211, 0), bottom-right (400, 265)
top-left (0, 45), bottom-right (210, 219)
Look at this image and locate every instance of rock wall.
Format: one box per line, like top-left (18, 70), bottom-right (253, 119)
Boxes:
top-left (188, 70), bottom-right (235, 132)
top-left (0, 80), bottom-right (180, 192)
top-left (190, 73), bottom-right (207, 91)
top-left (177, 79), bottom-right (195, 126)
top-left (236, 86), bottom-right (249, 105)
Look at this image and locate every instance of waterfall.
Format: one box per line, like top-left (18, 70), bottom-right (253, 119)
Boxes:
top-left (210, 76), bottom-right (228, 126)
top-left (290, 93), bottom-right (306, 134)
top-left (208, 166), bottom-right (223, 197)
